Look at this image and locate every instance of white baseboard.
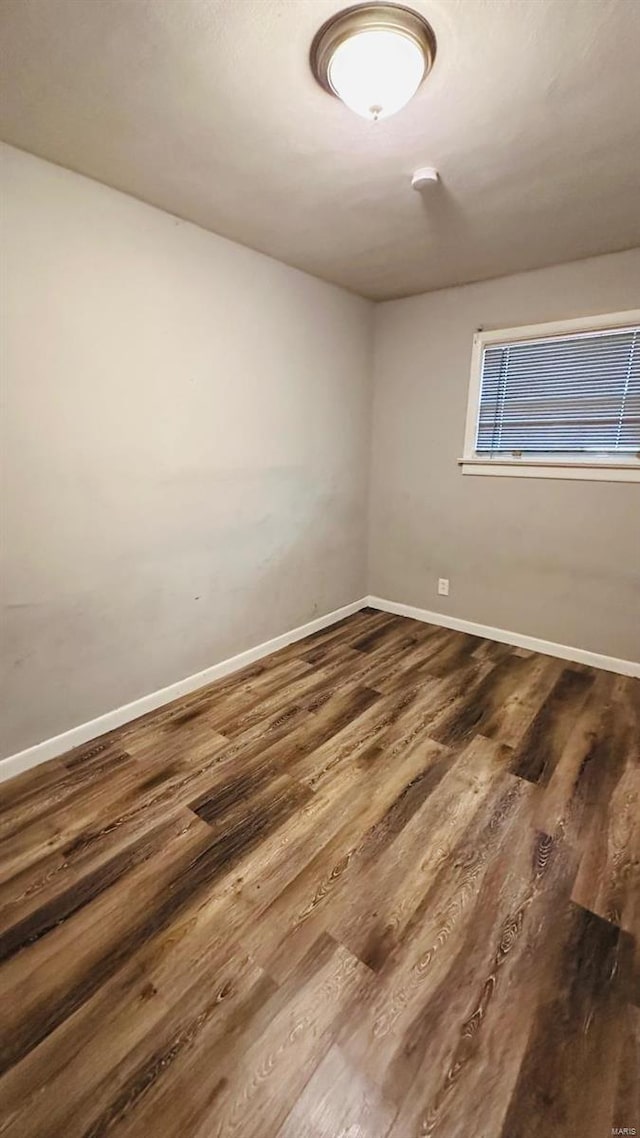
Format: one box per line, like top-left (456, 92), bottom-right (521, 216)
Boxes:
top-left (0, 597), bottom-right (368, 785)
top-left (4, 592), bottom-right (637, 786)
top-left (367, 595), bottom-right (640, 679)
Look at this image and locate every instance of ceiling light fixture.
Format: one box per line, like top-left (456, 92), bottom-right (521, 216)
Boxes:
top-left (310, 2), bottom-right (437, 121)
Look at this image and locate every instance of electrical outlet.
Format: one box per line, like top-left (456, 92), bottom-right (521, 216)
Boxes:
top-left (438, 578), bottom-right (450, 597)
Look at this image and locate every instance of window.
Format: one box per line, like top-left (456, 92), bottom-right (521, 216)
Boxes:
top-left (461, 311), bottom-right (640, 481)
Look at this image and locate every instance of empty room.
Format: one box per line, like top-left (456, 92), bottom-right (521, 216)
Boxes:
top-left (1, 0), bottom-right (639, 1134)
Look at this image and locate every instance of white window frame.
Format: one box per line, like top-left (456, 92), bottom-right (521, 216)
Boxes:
top-left (460, 309), bottom-right (640, 482)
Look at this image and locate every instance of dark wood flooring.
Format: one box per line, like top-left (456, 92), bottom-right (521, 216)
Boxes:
top-left (0, 608), bottom-right (638, 1137)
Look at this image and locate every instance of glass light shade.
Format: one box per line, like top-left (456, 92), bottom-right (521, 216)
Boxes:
top-left (327, 28), bottom-right (425, 120)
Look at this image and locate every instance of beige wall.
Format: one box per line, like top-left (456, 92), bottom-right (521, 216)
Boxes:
top-left (0, 144), bottom-right (373, 757)
top-left (368, 248), bottom-right (640, 662)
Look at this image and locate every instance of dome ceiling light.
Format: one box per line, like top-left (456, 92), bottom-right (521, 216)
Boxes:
top-left (310, 2), bottom-right (437, 121)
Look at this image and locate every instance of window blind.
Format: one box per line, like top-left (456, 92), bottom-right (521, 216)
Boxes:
top-left (476, 325), bottom-right (640, 455)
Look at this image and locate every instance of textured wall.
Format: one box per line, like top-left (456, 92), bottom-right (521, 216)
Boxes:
top-left (368, 248), bottom-right (640, 661)
top-left (0, 145), bottom-right (373, 757)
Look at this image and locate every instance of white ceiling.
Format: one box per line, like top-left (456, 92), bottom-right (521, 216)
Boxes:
top-left (1, 0), bottom-right (639, 300)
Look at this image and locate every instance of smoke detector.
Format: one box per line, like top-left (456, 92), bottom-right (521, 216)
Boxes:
top-left (411, 167), bottom-right (439, 190)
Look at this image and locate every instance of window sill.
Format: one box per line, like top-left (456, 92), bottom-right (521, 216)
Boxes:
top-left (459, 459), bottom-right (640, 483)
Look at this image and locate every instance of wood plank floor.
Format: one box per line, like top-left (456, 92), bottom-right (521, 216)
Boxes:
top-left (1, 608), bottom-right (638, 1137)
